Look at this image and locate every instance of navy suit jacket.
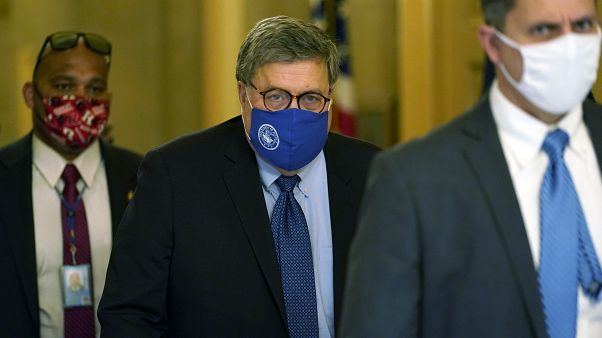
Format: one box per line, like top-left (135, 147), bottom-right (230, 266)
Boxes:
top-left (0, 134), bottom-right (141, 337)
top-left (340, 98), bottom-right (602, 338)
top-left (98, 116), bottom-right (379, 337)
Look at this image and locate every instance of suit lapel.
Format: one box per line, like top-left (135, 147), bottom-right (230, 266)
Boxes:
top-left (221, 124), bottom-right (287, 324)
top-left (323, 136), bottom-right (355, 328)
top-left (461, 99), bottom-right (548, 338)
top-left (100, 141), bottom-right (133, 234)
top-left (0, 134), bottom-right (39, 328)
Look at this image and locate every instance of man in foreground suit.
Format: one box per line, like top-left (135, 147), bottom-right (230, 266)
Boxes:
top-left (0, 32), bottom-right (141, 337)
top-left (341, 0), bottom-right (602, 337)
top-left (98, 15), bottom-right (379, 337)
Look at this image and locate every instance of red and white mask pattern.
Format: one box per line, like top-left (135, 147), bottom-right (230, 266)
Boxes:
top-left (42, 95), bottom-right (110, 149)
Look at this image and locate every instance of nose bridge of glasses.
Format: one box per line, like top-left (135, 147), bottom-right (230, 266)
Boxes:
top-left (290, 94), bottom-right (301, 109)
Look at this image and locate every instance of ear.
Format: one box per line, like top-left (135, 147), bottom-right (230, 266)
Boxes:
top-left (478, 25), bottom-right (502, 64)
top-left (22, 82), bottom-right (35, 109)
top-left (237, 81), bottom-right (247, 108)
top-left (326, 86), bottom-right (334, 111)
top-left (327, 98), bottom-right (334, 112)
top-left (326, 99), bottom-right (334, 131)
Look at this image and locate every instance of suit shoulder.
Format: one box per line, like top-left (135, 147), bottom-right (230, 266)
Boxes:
top-left (0, 134), bottom-right (31, 168)
top-left (324, 133), bottom-right (380, 178)
top-left (100, 141), bottom-right (143, 180)
top-left (140, 116), bottom-right (246, 177)
top-left (584, 98), bottom-right (602, 113)
top-left (327, 133), bottom-right (380, 158)
top-left (583, 99), bottom-right (602, 127)
top-left (153, 116), bottom-right (242, 156)
top-left (103, 143), bottom-right (142, 164)
top-left (379, 101), bottom-right (485, 168)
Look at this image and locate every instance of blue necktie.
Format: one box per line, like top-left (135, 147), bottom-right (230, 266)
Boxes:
top-left (271, 175), bottom-right (319, 338)
top-left (539, 129), bottom-right (602, 338)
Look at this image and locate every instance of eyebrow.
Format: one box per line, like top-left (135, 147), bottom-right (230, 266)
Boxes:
top-left (570, 15), bottom-right (599, 24)
top-left (262, 85), bottom-right (329, 96)
top-left (48, 75), bottom-right (76, 82)
top-left (528, 15), bottom-right (599, 28)
top-left (527, 21), bottom-right (560, 29)
top-left (48, 75), bottom-right (107, 84)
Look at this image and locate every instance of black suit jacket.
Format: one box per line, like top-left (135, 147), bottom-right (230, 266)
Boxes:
top-left (0, 134), bottom-right (141, 338)
top-left (340, 98), bottom-right (602, 338)
top-left (98, 116), bottom-right (379, 337)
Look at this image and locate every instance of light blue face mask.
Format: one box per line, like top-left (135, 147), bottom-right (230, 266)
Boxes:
top-left (246, 102), bottom-right (329, 171)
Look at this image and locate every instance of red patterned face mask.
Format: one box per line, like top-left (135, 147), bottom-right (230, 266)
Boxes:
top-left (41, 95), bottom-right (110, 150)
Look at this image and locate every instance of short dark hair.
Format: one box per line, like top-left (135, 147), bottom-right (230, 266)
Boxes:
top-left (480, 0), bottom-right (515, 30)
top-left (236, 15), bottom-right (340, 88)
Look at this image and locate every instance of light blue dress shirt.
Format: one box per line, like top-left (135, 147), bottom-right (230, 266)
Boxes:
top-left (256, 151), bottom-right (334, 338)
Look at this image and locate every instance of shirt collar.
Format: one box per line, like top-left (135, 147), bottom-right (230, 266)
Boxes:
top-left (32, 135), bottom-right (102, 188)
top-left (256, 151), bottom-right (324, 197)
top-left (489, 80), bottom-right (585, 168)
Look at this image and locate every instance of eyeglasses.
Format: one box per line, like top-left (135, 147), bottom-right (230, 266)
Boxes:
top-left (34, 31), bottom-right (112, 76)
top-left (249, 83), bottom-right (331, 113)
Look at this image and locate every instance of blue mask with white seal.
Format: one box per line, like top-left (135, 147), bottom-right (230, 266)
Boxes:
top-left (247, 104), bottom-right (329, 172)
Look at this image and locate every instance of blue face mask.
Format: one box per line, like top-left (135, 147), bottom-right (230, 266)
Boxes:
top-left (247, 105), bottom-right (329, 171)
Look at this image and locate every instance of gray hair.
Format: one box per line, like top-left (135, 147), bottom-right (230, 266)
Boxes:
top-left (236, 15), bottom-right (340, 87)
top-left (480, 0), bottom-right (515, 30)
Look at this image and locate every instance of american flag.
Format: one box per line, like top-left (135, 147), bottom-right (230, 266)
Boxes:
top-left (310, 0), bottom-right (357, 137)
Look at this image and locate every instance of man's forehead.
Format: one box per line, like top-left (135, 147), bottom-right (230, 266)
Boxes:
top-left (253, 60), bottom-right (330, 90)
top-left (510, 0), bottom-right (597, 23)
top-left (36, 44), bottom-right (109, 79)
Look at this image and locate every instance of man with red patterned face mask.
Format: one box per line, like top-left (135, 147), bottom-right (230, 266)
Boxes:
top-left (28, 32), bottom-right (113, 158)
top-left (0, 32), bottom-right (142, 338)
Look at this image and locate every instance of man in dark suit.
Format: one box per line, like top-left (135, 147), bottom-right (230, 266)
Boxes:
top-left (341, 0), bottom-right (602, 337)
top-left (0, 32), bottom-right (141, 338)
top-left (98, 16), bottom-right (379, 337)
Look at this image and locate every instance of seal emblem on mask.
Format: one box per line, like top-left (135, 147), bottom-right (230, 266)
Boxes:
top-left (258, 124), bottom-right (279, 150)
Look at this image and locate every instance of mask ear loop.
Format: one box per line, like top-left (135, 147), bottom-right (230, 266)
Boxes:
top-left (30, 81), bottom-right (51, 128)
top-left (493, 29), bottom-right (521, 49)
top-left (493, 29), bottom-right (524, 87)
top-left (241, 87), bottom-right (254, 142)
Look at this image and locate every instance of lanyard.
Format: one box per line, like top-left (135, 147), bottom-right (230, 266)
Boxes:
top-left (55, 184), bottom-right (87, 265)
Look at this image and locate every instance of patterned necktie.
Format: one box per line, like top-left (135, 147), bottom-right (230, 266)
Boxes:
top-left (61, 164), bottom-right (95, 338)
top-left (271, 175), bottom-right (319, 337)
top-left (539, 129), bottom-right (580, 338)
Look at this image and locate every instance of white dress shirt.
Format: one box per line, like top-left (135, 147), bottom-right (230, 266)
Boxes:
top-left (32, 135), bottom-right (112, 338)
top-left (256, 151), bottom-right (334, 338)
top-left (490, 81), bottom-right (602, 337)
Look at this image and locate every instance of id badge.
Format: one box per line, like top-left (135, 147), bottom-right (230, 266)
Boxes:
top-left (60, 264), bottom-right (93, 308)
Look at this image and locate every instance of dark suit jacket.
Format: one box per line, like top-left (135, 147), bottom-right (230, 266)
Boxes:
top-left (0, 134), bottom-right (141, 338)
top-left (340, 98), bottom-right (602, 338)
top-left (98, 116), bottom-right (379, 337)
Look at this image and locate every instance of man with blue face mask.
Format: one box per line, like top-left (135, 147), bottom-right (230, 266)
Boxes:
top-left (98, 15), bottom-right (379, 337)
top-left (341, 0), bottom-right (602, 337)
